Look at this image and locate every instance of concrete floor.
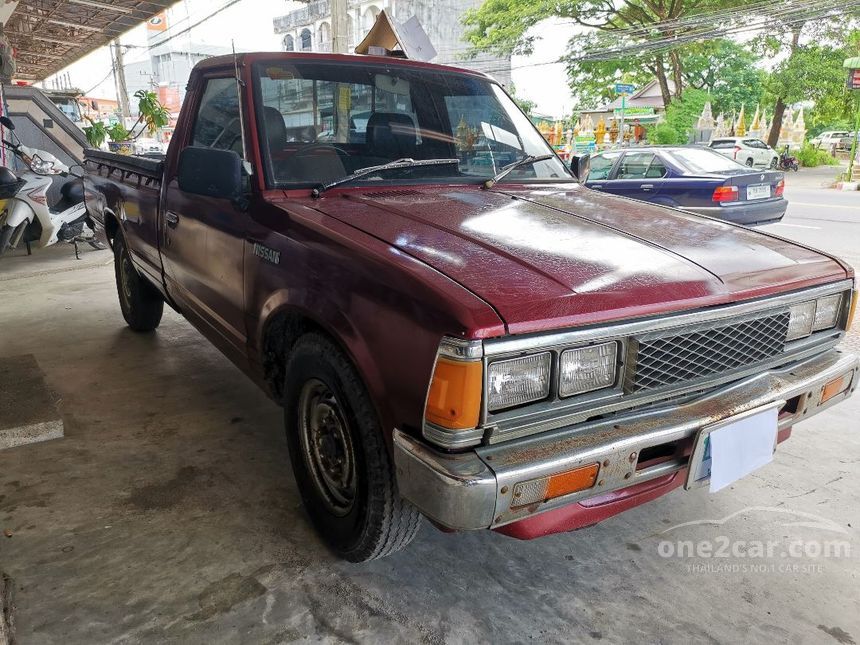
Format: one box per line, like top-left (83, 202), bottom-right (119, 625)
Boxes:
top-left (1, 174), bottom-right (859, 644)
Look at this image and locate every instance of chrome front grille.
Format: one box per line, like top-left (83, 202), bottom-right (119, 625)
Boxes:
top-left (629, 312), bottom-right (790, 392)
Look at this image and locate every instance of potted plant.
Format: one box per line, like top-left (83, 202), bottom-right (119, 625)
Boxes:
top-left (102, 90), bottom-right (171, 155)
top-left (107, 122), bottom-right (133, 154)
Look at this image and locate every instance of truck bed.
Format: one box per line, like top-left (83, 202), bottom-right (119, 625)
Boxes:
top-left (83, 148), bottom-right (164, 185)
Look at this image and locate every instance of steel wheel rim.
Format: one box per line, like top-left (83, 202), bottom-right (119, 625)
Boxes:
top-left (119, 251), bottom-right (133, 307)
top-left (298, 378), bottom-right (357, 517)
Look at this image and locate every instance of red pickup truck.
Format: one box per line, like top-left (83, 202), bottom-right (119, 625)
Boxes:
top-left (84, 52), bottom-right (859, 562)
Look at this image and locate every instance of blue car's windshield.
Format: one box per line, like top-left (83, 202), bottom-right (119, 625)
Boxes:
top-left (253, 60), bottom-right (571, 189)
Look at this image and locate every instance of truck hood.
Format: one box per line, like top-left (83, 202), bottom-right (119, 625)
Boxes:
top-left (303, 183), bottom-right (846, 334)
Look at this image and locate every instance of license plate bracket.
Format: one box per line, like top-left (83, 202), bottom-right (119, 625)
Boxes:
top-left (747, 184), bottom-right (771, 200)
top-left (685, 403), bottom-right (783, 492)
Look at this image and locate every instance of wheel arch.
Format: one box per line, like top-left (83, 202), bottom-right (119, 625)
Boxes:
top-left (257, 293), bottom-right (387, 429)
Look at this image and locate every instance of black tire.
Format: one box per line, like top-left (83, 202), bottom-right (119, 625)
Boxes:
top-left (0, 224), bottom-right (15, 257)
top-left (0, 222), bottom-right (24, 257)
top-left (114, 234), bottom-right (163, 332)
top-left (770, 157), bottom-right (778, 169)
top-left (745, 158), bottom-right (754, 167)
top-left (283, 333), bottom-right (421, 562)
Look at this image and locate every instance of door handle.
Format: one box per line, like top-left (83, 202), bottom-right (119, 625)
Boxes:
top-left (640, 184), bottom-right (654, 191)
top-left (591, 184), bottom-right (603, 189)
top-left (165, 211), bottom-right (179, 228)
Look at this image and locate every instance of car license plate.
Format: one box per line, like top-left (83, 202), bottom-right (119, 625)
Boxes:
top-left (685, 405), bottom-right (780, 492)
top-left (747, 184), bottom-right (771, 200)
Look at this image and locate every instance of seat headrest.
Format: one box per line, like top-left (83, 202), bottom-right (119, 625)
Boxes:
top-left (263, 106), bottom-right (288, 151)
top-left (366, 112), bottom-right (417, 159)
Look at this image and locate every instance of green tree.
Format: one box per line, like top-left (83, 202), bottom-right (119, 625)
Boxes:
top-left (647, 88), bottom-right (710, 143)
top-left (463, 0), bottom-right (746, 109)
top-left (680, 39), bottom-right (765, 116)
top-left (757, 20), bottom-right (860, 147)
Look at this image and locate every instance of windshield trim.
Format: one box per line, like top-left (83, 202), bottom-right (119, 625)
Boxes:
top-left (251, 59), bottom-right (573, 192)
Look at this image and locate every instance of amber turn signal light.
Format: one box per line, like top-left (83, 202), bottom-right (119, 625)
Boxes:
top-left (425, 357), bottom-right (482, 430)
top-left (821, 373), bottom-right (852, 405)
top-left (512, 463), bottom-right (600, 507)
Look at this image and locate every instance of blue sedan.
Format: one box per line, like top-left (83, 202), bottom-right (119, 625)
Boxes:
top-left (584, 146), bottom-right (787, 226)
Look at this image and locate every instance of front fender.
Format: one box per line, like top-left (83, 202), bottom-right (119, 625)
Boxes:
top-left (5, 200), bottom-right (34, 228)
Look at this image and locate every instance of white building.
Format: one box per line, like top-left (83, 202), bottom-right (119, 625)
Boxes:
top-left (273, 0), bottom-right (511, 87)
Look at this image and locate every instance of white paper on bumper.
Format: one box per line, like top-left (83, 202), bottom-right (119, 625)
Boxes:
top-left (709, 406), bottom-right (779, 492)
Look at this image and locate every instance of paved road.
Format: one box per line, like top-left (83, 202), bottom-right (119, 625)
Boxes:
top-left (763, 165), bottom-right (859, 268)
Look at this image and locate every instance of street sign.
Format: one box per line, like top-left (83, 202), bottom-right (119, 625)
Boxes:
top-left (614, 83), bottom-right (635, 95)
top-left (613, 106), bottom-right (655, 117)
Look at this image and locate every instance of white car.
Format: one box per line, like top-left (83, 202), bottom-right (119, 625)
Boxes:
top-left (709, 137), bottom-right (779, 168)
top-left (809, 131), bottom-right (850, 150)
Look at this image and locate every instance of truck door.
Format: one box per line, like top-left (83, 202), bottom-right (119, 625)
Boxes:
top-left (160, 76), bottom-right (248, 352)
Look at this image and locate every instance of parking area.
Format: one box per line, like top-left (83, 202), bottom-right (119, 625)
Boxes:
top-left (1, 170), bottom-right (859, 644)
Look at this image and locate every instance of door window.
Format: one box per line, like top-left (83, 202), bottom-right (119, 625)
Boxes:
top-left (587, 153), bottom-right (619, 180)
top-left (191, 78), bottom-right (243, 156)
top-left (617, 152), bottom-right (655, 179)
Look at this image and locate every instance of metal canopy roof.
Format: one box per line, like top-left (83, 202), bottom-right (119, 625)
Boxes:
top-left (5, 0), bottom-right (178, 81)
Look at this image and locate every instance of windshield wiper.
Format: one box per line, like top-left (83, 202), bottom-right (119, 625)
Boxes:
top-left (312, 158), bottom-right (460, 197)
top-left (482, 154), bottom-right (555, 189)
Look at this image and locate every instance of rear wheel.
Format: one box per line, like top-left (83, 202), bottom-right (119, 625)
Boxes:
top-left (114, 234), bottom-right (163, 331)
top-left (745, 158), bottom-right (754, 167)
top-left (770, 157), bottom-right (778, 169)
top-left (283, 333), bottom-right (421, 562)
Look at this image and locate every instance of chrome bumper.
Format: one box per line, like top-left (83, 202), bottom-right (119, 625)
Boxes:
top-left (394, 350), bottom-right (859, 531)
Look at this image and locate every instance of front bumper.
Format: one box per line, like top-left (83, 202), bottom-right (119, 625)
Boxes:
top-left (684, 197), bottom-right (787, 225)
top-left (394, 349), bottom-right (858, 531)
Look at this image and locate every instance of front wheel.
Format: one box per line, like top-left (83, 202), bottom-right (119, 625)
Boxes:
top-left (114, 234), bottom-right (163, 331)
top-left (283, 333), bottom-right (421, 562)
top-left (0, 222), bottom-right (24, 257)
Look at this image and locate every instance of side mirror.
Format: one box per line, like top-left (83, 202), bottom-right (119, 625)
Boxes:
top-left (570, 154), bottom-right (590, 181)
top-left (178, 146), bottom-right (243, 201)
top-left (0, 116), bottom-right (14, 131)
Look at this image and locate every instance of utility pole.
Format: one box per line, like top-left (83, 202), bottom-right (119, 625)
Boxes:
top-left (331, 0), bottom-right (349, 54)
top-left (112, 39), bottom-right (131, 122)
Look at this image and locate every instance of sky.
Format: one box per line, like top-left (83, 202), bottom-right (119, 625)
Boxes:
top-left (40, 0), bottom-right (578, 119)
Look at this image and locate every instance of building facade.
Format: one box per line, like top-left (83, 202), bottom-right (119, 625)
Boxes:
top-left (273, 0), bottom-right (511, 87)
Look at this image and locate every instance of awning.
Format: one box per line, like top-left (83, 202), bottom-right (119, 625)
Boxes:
top-left (3, 0), bottom-right (179, 81)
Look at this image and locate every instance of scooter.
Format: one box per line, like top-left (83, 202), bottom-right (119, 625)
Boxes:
top-left (0, 115), bottom-right (102, 258)
top-left (778, 147), bottom-right (799, 172)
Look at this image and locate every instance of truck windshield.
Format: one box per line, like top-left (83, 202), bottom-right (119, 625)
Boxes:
top-left (253, 60), bottom-right (571, 190)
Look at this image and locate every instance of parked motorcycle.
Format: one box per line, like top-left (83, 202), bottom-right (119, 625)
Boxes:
top-left (0, 115), bottom-right (102, 258)
top-left (778, 147), bottom-right (799, 172)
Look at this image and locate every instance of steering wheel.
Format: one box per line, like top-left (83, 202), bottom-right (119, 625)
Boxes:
top-left (293, 143), bottom-right (351, 158)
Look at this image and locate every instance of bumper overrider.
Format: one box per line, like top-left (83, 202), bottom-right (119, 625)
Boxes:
top-left (394, 349), bottom-right (858, 532)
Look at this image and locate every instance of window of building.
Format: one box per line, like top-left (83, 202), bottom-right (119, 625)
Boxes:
top-left (300, 28), bottom-right (312, 51)
top-left (283, 35), bottom-right (294, 52)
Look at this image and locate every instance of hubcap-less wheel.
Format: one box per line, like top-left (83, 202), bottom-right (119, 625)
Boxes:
top-left (119, 251), bottom-right (134, 309)
top-left (298, 379), bottom-right (357, 517)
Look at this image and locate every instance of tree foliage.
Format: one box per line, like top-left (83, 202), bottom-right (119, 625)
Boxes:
top-left (463, 0), bottom-right (747, 109)
top-left (680, 39), bottom-right (764, 116)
